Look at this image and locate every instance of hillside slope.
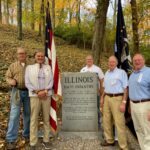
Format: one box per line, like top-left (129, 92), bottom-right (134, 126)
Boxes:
top-left (0, 24), bottom-right (108, 90)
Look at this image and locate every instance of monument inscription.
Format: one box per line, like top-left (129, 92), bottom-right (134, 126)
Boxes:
top-left (62, 72), bottom-right (98, 131)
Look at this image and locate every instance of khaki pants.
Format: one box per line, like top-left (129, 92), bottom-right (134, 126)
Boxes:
top-left (103, 95), bottom-right (128, 150)
top-left (30, 96), bottom-right (51, 146)
top-left (130, 101), bottom-right (150, 150)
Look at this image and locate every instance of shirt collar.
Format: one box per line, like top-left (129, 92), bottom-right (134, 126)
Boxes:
top-left (17, 61), bottom-right (26, 65)
top-left (86, 64), bottom-right (94, 69)
top-left (133, 66), bottom-right (146, 73)
top-left (108, 67), bottom-right (118, 72)
top-left (35, 63), bottom-right (45, 68)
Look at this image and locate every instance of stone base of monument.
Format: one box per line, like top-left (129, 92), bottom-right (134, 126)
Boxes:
top-left (58, 131), bottom-right (103, 140)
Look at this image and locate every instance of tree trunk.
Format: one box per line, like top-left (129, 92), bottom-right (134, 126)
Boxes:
top-left (0, 0), bottom-right (2, 24)
top-left (41, 0), bottom-right (45, 43)
top-left (69, 1), bottom-right (72, 26)
top-left (6, 0), bottom-right (9, 24)
top-left (31, 0), bottom-right (34, 30)
top-left (68, 1), bottom-right (76, 26)
top-left (130, 0), bottom-right (139, 53)
top-left (113, 0), bottom-right (117, 30)
top-left (52, 0), bottom-right (55, 29)
top-left (92, 0), bottom-right (109, 65)
top-left (17, 0), bottom-right (22, 40)
top-left (38, 0), bottom-right (44, 37)
top-left (10, 8), bottom-right (14, 24)
top-left (76, 0), bottom-right (81, 29)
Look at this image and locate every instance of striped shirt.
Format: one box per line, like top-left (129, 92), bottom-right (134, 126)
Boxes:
top-left (5, 61), bottom-right (28, 89)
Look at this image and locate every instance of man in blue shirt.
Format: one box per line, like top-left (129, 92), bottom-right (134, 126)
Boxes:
top-left (129, 53), bottom-right (150, 150)
top-left (101, 56), bottom-right (128, 150)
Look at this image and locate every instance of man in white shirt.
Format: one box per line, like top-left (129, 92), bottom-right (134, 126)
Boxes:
top-left (80, 55), bottom-right (104, 129)
top-left (25, 51), bottom-right (53, 150)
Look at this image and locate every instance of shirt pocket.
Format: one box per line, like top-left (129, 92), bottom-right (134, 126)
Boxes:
top-left (138, 78), bottom-right (148, 88)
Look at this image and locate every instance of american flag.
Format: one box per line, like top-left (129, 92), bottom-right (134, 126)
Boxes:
top-left (45, 2), bottom-right (62, 132)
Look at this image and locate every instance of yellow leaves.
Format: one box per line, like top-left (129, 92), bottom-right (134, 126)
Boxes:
top-left (56, 0), bottom-right (67, 9)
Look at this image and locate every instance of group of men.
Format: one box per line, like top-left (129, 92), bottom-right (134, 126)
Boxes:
top-left (5, 47), bottom-right (150, 150)
top-left (81, 54), bottom-right (150, 150)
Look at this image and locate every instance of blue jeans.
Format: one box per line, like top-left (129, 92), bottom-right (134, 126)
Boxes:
top-left (6, 88), bottom-right (30, 142)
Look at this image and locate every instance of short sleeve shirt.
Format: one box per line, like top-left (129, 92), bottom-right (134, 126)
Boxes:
top-left (104, 67), bottom-right (128, 94)
top-left (129, 66), bottom-right (150, 101)
top-left (80, 64), bottom-right (104, 80)
top-left (80, 64), bottom-right (104, 93)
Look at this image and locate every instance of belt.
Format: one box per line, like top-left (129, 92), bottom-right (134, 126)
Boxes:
top-left (18, 88), bottom-right (28, 91)
top-left (131, 99), bottom-right (150, 103)
top-left (106, 93), bottom-right (123, 97)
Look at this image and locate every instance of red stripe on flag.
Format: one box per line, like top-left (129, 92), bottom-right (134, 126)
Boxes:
top-left (53, 59), bottom-right (59, 94)
top-left (49, 31), bottom-right (53, 50)
top-left (50, 116), bottom-right (57, 131)
top-left (45, 7), bottom-right (61, 132)
top-left (51, 97), bottom-right (57, 109)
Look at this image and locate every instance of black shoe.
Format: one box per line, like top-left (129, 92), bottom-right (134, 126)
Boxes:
top-left (6, 142), bottom-right (16, 150)
top-left (101, 140), bottom-right (115, 146)
top-left (42, 142), bottom-right (52, 150)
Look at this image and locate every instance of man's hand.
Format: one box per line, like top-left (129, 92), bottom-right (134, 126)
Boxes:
top-left (100, 96), bottom-right (104, 112)
top-left (147, 111), bottom-right (150, 121)
top-left (37, 90), bottom-right (47, 99)
top-left (119, 102), bottom-right (126, 113)
top-left (10, 79), bottom-right (17, 86)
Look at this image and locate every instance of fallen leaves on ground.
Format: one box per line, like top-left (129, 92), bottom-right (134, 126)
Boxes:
top-left (0, 24), bottom-right (109, 149)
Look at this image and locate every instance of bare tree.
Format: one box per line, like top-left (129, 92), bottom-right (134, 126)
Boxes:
top-left (3, 0), bottom-right (9, 24)
top-left (92, 0), bottom-right (109, 65)
top-left (113, 0), bottom-right (117, 29)
top-left (68, 0), bottom-right (76, 26)
top-left (130, 0), bottom-right (139, 52)
top-left (0, 0), bottom-right (2, 24)
top-left (76, 0), bottom-right (81, 30)
top-left (31, 0), bottom-right (34, 30)
top-left (52, 0), bottom-right (55, 29)
top-left (17, 0), bottom-right (22, 40)
top-left (6, 0), bottom-right (9, 24)
top-left (10, 8), bottom-right (14, 24)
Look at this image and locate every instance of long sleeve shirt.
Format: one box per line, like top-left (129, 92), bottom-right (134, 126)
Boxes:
top-left (25, 63), bottom-right (53, 97)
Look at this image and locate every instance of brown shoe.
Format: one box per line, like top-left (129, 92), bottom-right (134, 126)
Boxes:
top-left (6, 142), bottom-right (16, 150)
top-left (101, 140), bottom-right (115, 146)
